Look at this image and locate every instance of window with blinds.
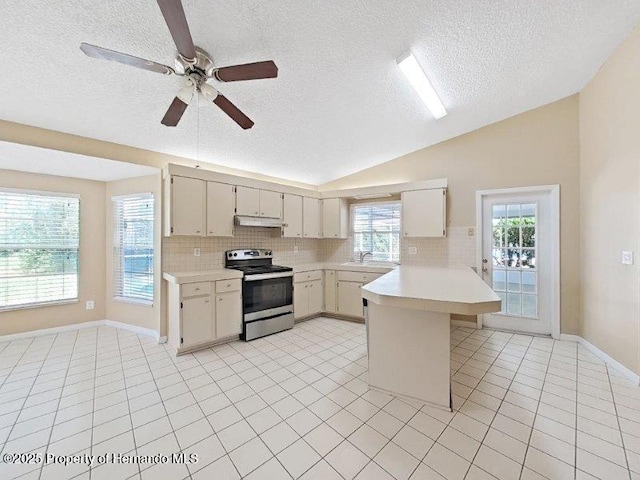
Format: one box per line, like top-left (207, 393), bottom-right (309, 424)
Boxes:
top-left (351, 201), bottom-right (401, 262)
top-left (113, 194), bottom-right (154, 304)
top-left (0, 189), bottom-right (80, 310)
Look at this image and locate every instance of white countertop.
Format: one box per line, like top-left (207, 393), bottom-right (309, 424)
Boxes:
top-left (289, 262), bottom-right (396, 274)
top-left (163, 269), bottom-right (243, 284)
top-left (362, 265), bottom-right (501, 316)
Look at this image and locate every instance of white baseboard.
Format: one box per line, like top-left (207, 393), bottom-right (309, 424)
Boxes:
top-left (0, 319), bottom-right (161, 343)
top-left (0, 320), bottom-right (106, 342)
top-left (560, 334), bottom-right (639, 386)
top-left (103, 320), bottom-right (160, 341)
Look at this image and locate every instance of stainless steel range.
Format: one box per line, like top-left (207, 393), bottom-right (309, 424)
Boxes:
top-left (225, 249), bottom-right (294, 341)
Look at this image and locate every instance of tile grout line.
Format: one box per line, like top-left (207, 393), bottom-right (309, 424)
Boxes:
top-left (516, 336), bottom-right (559, 480)
top-left (605, 362), bottom-right (633, 480)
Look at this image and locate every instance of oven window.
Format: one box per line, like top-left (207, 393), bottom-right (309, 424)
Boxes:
top-left (243, 277), bottom-right (293, 314)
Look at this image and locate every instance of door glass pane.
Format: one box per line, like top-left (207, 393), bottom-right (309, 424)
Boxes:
top-left (522, 271), bottom-right (536, 293)
top-left (521, 249), bottom-right (536, 269)
top-left (507, 271), bottom-right (521, 292)
top-left (522, 294), bottom-right (537, 317)
top-left (507, 293), bottom-right (521, 316)
top-left (507, 227), bottom-right (520, 247)
top-left (491, 201), bottom-right (539, 320)
top-left (493, 248), bottom-right (507, 268)
top-left (493, 271), bottom-right (506, 291)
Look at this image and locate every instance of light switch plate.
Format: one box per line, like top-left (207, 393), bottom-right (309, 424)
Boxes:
top-left (194, 248), bottom-right (201, 257)
top-left (622, 251), bottom-right (634, 265)
top-left (408, 246), bottom-right (417, 255)
top-left (86, 300), bottom-right (94, 310)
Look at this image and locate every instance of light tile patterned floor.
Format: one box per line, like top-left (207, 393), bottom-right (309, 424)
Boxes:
top-left (0, 317), bottom-right (638, 480)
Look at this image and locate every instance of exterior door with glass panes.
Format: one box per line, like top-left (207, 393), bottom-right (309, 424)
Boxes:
top-left (481, 192), bottom-right (551, 334)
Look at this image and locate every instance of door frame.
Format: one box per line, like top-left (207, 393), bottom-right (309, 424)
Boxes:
top-left (475, 185), bottom-right (561, 338)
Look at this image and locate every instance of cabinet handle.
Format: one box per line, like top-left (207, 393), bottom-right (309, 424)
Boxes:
top-left (334, 234), bottom-right (337, 237)
top-left (226, 283), bottom-right (231, 287)
top-left (195, 287), bottom-right (200, 291)
top-left (218, 298), bottom-right (223, 302)
top-left (255, 211), bottom-right (259, 215)
top-left (204, 299), bottom-right (210, 303)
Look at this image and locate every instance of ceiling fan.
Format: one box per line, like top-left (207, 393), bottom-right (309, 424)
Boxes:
top-left (80, 0), bottom-right (278, 129)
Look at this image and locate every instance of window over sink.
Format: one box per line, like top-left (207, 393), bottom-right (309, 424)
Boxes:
top-left (351, 201), bottom-right (401, 263)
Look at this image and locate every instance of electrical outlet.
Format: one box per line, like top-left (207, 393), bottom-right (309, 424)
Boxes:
top-left (408, 246), bottom-right (417, 255)
top-left (194, 248), bottom-right (201, 257)
top-left (622, 251), bottom-right (634, 265)
top-left (86, 300), bottom-right (94, 310)
top-left (294, 246), bottom-right (299, 254)
top-left (467, 227), bottom-right (475, 237)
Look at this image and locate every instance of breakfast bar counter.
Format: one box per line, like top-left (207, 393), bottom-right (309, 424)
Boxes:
top-left (361, 266), bottom-right (501, 411)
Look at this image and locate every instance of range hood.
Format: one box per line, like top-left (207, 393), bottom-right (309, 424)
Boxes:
top-left (234, 215), bottom-right (283, 228)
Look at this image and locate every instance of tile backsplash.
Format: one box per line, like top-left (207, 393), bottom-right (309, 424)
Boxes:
top-left (162, 227), bottom-right (320, 272)
top-left (163, 226), bottom-right (476, 271)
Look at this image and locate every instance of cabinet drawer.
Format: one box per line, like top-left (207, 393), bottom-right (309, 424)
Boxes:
top-left (215, 278), bottom-right (242, 293)
top-left (337, 271), bottom-right (381, 284)
top-left (182, 282), bottom-right (211, 298)
top-left (294, 270), bottom-right (323, 283)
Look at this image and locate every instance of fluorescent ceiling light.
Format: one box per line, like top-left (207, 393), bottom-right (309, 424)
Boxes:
top-left (397, 51), bottom-right (447, 119)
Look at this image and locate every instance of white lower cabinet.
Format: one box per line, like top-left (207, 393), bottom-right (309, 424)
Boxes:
top-left (181, 296), bottom-right (214, 346)
top-left (324, 270), bottom-right (337, 313)
top-left (167, 276), bottom-right (242, 354)
top-left (293, 271), bottom-right (323, 319)
top-left (337, 281), bottom-right (365, 318)
top-left (215, 291), bottom-right (242, 338)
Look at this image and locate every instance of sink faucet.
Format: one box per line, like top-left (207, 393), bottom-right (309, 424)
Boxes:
top-left (359, 251), bottom-right (373, 263)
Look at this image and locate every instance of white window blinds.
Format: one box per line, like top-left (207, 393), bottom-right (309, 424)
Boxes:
top-left (0, 190), bottom-right (80, 310)
top-left (351, 202), bottom-right (401, 262)
top-left (113, 194), bottom-right (154, 304)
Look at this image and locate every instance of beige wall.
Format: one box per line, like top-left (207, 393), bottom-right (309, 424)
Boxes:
top-left (0, 120), bottom-right (316, 192)
top-left (321, 96), bottom-right (581, 335)
top-left (579, 26), bottom-right (640, 375)
top-left (0, 169), bottom-right (106, 335)
top-left (105, 174), bottom-right (162, 334)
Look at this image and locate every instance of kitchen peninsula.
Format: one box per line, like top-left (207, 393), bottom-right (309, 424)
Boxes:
top-left (362, 266), bottom-right (501, 411)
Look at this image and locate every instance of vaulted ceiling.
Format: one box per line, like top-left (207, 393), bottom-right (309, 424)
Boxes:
top-left (1, 1), bottom-right (638, 184)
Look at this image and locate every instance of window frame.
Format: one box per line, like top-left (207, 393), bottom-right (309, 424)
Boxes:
top-left (112, 193), bottom-right (155, 307)
top-left (349, 200), bottom-right (402, 263)
top-left (0, 187), bottom-right (81, 312)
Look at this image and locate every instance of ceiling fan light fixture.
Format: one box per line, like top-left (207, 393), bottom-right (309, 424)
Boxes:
top-left (176, 81), bottom-right (196, 104)
top-left (199, 83), bottom-right (219, 103)
top-left (397, 51), bottom-right (447, 119)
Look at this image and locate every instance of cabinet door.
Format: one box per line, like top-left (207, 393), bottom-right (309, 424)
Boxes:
top-left (324, 270), bottom-right (337, 313)
top-left (308, 280), bottom-right (323, 315)
top-left (206, 182), bottom-right (235, 237)
top-left (236, 186), bottom-right (260, 216)
top-left (322, 198), bottom-right (348, 239)
top-left (215, 292), bottom-right (242, 338)
top-left (337, 281), bottom-right (364, 318)
top-left (303, 197), bottom-right (321, 238)
top-left (294, 283), bottom-right (309, 319)
top-left (181, 296), bottom-right (213, 347)
top-left (282, 194), bottom-right (303, 238)
top-left (259, 190), bottom-right (282, 219)
top-left (401, 189), bottom-right (446, 238)
top-left (171, 176), bottom-right (205, 236)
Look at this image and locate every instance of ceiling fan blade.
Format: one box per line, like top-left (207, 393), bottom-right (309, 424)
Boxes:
top-left (161, 97), bottom-right (189, 126)
top-left (213, 95), bottom-right (254, 129)
top-left (80, 43), bottom-right (174, 75)
top-left (213, 61), bottom-right (278, 82)
top-left (156, 0), bottom-right (197, 62)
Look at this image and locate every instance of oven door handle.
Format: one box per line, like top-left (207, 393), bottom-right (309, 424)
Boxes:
top-left (244, 272), bottom-right (294, 281)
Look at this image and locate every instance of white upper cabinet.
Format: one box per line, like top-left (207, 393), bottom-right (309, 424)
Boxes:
top-left (282, 194), bottom-right (303, 238)
top-left (206, 182), bottom-right (235, 237)
top-left (303, 197), bottom-right (321, 238)
top-left (259, 190), bottom-right (282, 219)
top-left (401, 188), bottom-right (447, 237)
top-left (166, 176), bottom-right (205, 236)
top-left (235, 186), bottom-right (260, 216)
top-left (322, 198), bottom-right (348, 239)
top-left (236, 186), bottom-right (282, 218)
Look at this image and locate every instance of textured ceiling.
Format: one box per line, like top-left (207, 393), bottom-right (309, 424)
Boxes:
top-left (1, 1), bottom-right (639, 185)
